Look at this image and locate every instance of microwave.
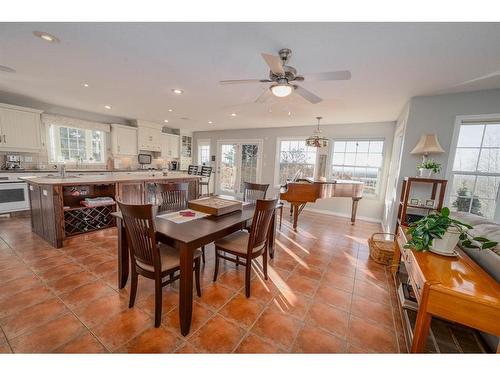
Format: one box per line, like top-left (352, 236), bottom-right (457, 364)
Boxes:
top-left (138, 154), bottom-right (152, 165)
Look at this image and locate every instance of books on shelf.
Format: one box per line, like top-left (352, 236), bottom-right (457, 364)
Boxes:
top-left (80, 196), bottom-right (115, 208)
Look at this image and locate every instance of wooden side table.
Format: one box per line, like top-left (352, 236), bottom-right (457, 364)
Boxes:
top-left (392, 226), bottom-right (500, 353)
top-left (396, 177), bottom-right (447, 234)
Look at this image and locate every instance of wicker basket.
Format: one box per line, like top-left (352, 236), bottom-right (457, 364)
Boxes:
top-left (368, 233), bottom-right (396, 265)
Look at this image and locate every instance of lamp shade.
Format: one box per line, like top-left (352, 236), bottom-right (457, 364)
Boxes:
top-left (410, 134), bottom-right (445, 155)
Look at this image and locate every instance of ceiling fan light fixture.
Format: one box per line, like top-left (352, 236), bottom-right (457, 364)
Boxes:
top-left (270, 84), bottom-right (293, 98)
top-left (305, 117), bottom-right (329, 148)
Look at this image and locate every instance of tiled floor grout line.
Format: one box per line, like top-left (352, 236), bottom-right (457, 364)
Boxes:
top-left (4, 243), bottom-right (114, 353)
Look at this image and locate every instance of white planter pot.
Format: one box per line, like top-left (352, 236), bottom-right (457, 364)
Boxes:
top-left (419, 168), bottom-right (433, 178)
top-left (430, 227), bottom-right (461, 255)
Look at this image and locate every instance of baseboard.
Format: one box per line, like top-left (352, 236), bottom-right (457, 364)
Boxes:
top-left (280, 202), bottom-right (382, 224)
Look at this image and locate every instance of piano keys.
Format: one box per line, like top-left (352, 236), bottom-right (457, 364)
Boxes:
top-left (279, 178), bottom-right (364, 230)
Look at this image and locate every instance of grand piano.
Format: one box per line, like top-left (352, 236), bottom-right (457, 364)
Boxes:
top-left (280, 177), bottom-right (364, 230)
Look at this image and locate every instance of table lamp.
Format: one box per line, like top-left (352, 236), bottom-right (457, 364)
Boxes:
top-left (410, 134), bottom-right (445, 162)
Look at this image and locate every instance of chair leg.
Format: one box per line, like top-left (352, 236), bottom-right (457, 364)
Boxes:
top-left (213, 248), bottom-right (220, 282)
top-left (195, 258), bottom-right (202, 297)
top-left (236, 256), bottom-right (239, 268)
top-left (244, 261), bottom-right (252, 298)
top-left (154, 276), bottom-right (162, 327)
top-left (129, 268), bottom-right (138, 308)
top-left (201, 246), bottom-right (206, 264)
top-left (263, 250), bottom-right (268, 280)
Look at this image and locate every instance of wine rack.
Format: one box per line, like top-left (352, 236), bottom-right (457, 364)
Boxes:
top-left (64, 204), bottom-right (116, 236)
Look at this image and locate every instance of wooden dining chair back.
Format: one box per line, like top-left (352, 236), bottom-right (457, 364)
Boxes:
top-left (116, 200), bottom-right (202, 327)
top-left (156, 182), bottom-right (189, 212)
top-left (247, 198), bottom-right (276, 253)
top-left (213, 198), bottom-right (277, 297)
top-left (243, 182), bottom-right (269, 203)
top-left (117, 201), bottom-right (159, 272)
top-left (187, 165), bottom-right (199, 175)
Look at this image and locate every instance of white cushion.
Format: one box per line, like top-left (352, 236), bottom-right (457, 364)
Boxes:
top-left (214, 231), bottom-right (265, 255)
top-left (136, 244), bottom-right (201, 272)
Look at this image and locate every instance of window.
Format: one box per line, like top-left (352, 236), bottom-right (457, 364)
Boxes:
top-left (330, 140), bottom-right (384, 196)
top-left (49, 125), bottom-right (106, 163)
top-left (276, 139), bottom-right (317, 185)
top-left (449, 122), bottom-right (500, 220)
top-left (197, 140), bottom-right (211, 165)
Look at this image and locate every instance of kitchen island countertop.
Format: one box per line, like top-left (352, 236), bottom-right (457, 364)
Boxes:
top-left (21, 171), bottom-right (199, 185)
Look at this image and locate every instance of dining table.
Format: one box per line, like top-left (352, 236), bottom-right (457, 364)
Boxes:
top-left (112, 197), bottom-right (279, 336)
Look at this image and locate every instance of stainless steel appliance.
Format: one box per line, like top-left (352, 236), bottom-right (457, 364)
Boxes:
top-left (5, 154), bottom-right (22, 170)
top-left (0, 176), bottom-right (30, 213)
top-left (138, 153), bottom-right (152, 169)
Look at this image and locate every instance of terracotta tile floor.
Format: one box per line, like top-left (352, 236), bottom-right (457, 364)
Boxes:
top-left (0, 210), bottom-right (405, 353)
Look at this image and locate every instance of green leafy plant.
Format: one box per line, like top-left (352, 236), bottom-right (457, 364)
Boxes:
top-left (404, 207), bottom-right (497, 251)
top-left (416, 159), bottom-right (441, 173)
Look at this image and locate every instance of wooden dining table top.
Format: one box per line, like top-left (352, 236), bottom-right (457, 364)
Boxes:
top-left (112, 200), bottom-right (256, 246)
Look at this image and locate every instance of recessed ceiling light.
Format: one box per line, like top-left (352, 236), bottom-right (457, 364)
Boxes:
top-left (164, 119), bottom-right (169, 123)
top-left (82, 83), bottom-right (89, 88)
top-left (0, 65), bottom-right (16, 73)
top-left (288, 111), bottom-right (292, 116)
top-left (33, 31), bottom-right (60, 43)
top-left (231, 113), bottom-right (237, 117)
top-left (208, 121), bottom-right (213, 124)
top-left (104, 105), bottom-right (112, 110)
top-left (168, 109), bottom-right (173, 112)
top-left (172, 89), bottom-right (184, 95)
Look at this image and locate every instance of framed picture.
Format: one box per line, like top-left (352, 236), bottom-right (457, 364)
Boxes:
top-left (409, 198), bottom-right (421, 206)
top-left (425, 199), bottom-right (435, 208)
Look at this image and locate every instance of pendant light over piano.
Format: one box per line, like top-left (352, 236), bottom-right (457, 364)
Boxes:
top-left (305, 116), bottom-right (329, 148)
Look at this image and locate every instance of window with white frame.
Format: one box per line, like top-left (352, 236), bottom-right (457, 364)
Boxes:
top-left (276, 139), bottom-right (317, 185)
top-left (449, 122), bottom-right (500, 221)
top-left (49, 124), bottom-right (106, 163)
top-left (197, 140), bottom-right (211, 165)
top-left (330, 139), bottom-right (384, 196)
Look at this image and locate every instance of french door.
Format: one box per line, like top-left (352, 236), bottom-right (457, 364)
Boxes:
top-left (216, 140), bottom-right (263, 196)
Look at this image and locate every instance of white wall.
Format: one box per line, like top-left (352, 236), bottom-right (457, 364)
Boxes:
top-left (193, 121), bottom-right (396, 222)
top-left (383, 88), bottom-right (500, 231)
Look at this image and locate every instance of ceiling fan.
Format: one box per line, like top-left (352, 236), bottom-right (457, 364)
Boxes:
top-left (220, 48), bottom-right (351, 104)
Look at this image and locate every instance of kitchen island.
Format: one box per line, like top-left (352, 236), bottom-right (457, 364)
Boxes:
top-left (22, 172), bottom-right (200, 248)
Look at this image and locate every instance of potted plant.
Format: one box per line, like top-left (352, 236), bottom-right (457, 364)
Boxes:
top-left (404, 207), bottom-right (497, 255)
top-left (416, 159), bottom-right (441, 177)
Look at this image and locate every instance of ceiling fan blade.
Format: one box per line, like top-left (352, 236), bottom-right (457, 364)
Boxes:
top-left (261, 53), bottom-right (285, 75)
top-left (294, 86), bottom-right (322, 104)
top-left (455, 70), bottom-right (500, 86)
top-left (255, 88), bottom-right (273, 103)
top-left (305, 70), bottom-right (352, 81)
top-left (220, 79), bottom-right (271, 85)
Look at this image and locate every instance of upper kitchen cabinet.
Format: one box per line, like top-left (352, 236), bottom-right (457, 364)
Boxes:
top-left (136, 120), bottom-right (162, 152)
top-left (0, 103), bottom-right (43, 152)
top-left (111, 124), bottom-right (138, 156)
top-left (161, 133), bottom-right (180, 158)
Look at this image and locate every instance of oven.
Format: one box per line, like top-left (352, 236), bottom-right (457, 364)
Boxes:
top-left (0, 178), bottom-right (30, 214)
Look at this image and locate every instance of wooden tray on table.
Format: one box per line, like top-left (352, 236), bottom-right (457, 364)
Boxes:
top-left (188, 196), bottom-right (243, 216)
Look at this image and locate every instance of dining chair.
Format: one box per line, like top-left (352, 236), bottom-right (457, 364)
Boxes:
top-left (187, 165), bottom-right (199, 175)
top-left (242, 181), bottom-right (269, 203)
top-left (213, 198), bottom-right (277, 297)
top-left (156, 182), bottom-right (205, 263)
top-left (198, 166), bottom-right (212, 197)
top-left (117, 201), bottom-right (202, 327)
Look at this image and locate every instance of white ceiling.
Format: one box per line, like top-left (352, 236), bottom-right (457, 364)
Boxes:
top-left (1, 23), bottom-right (500, 130)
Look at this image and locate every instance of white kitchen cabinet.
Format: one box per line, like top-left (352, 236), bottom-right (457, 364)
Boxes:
top-left (136, 120), bottom-right (162, 152)
top-left (161, 133), bottom-right (180, 158)
top-left (0, 104), bottom-right (42, 152)
top-left (111, 124), bottom-right (138, 156)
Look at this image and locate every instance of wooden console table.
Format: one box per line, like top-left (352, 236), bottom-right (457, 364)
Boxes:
top-left (392, 226), bottom-right (500, 353)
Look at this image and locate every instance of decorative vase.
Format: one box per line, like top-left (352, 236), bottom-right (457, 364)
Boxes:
top-left (430, 227), bottom-right (460, 256)
top-left (419, 168), bottom-right (433, 178)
